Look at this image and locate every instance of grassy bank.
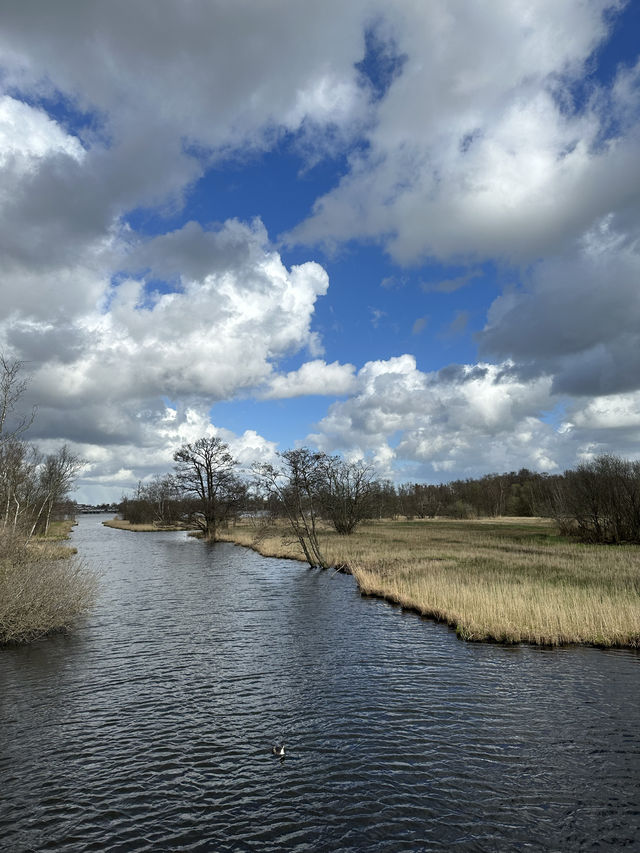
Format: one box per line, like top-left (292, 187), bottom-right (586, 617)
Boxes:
top-left (218, 518), bottom-right (640, 648)
top-left (0, 522), bottom-right (98, 645)
top-left (102, 518), bottom-right (196, 532)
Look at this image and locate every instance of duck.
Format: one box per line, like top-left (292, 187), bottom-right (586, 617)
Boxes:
top-left (271, 743), bottom-right (286, 757)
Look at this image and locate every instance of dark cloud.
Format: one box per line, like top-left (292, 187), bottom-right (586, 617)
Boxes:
top-left (479, 228), bottom-right (640, 395)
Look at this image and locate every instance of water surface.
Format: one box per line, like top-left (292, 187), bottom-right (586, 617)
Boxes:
top-left (1, 516), bottom-right (639, 851)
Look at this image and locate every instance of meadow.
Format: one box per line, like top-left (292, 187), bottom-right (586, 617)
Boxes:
top-left (219, 517), bottom-right (640, 648)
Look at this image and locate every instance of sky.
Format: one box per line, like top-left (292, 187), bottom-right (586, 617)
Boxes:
top-left (1, 0), bottom-right (640, 504)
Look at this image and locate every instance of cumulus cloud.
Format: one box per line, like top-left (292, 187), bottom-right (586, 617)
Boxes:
top-left (1, 215), bottom-right (332, 499)
top-left (289, 1), bottom-right (639, 265)
top-left (1, 0), bottom-right (639, 500)
top-left (5, 218), bottom-right (329, 404)
top-left (308, 353), bottom-right (640, 482)
top-left (261, 360), bottom-right (357, 399)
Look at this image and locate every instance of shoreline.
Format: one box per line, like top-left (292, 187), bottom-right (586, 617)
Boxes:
top-left (102, 518), bottom-right (198, 533)
top-left (217, 518), bottom-right (640, 649)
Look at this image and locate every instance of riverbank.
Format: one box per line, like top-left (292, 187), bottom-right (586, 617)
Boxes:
top-left (0, 519), bottom-right (97, 645)
top-left (218, 518), bottom-right (640, 648)
top-left (102, 518), bottom-right (197, 532)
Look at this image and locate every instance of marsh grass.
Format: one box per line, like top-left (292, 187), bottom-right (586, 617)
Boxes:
top-left (219, 518), bottom-right (640, 647)
top-left (102, 518), bottom-right (196, 532)
top-left (0, 530), bottom-right (98, 645)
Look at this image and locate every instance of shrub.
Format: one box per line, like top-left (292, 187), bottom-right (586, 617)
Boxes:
top-left (0, 530), bottom-right (98, 645)
top-left (551, 455), bottom-right (640, 544)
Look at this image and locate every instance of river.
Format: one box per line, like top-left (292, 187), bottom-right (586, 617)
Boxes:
top-left (1, 515), bottom-right (639, 852)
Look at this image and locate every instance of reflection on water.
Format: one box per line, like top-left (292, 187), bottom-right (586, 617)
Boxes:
top-left (1, 515), bottom-right (639, 851)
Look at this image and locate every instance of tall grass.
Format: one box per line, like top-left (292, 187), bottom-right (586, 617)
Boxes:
top-left (0, 529), bottom-right (98, 645)
top-left (219, 518), bottom-right (640, 647)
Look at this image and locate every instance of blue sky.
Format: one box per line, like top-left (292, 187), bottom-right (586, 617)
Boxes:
top-left (1, 1), bottom-right (639, 503)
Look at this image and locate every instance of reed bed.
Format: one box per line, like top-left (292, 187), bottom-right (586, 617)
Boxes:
top-left (219, 518), bottom-right (640, 647)
top-left (0, 530), bottom-right (98, 645)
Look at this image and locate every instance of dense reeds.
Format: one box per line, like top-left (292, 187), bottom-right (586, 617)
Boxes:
top-left (0, 526), bottom-right (98, 645)
top-left (219, 517), bottom-right (640, 647)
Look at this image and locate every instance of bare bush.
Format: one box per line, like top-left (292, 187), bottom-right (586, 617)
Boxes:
top-left (0, 532), bottom-right (99, 645)
top-left (550, 455), bottom-right (640, 544)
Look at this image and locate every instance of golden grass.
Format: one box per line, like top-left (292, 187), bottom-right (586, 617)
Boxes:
top-left (218, 518), bottom-right (640, 648)
top-left (0, 531), bottom-right (98, 645)
top-left (102, 518), bottom-right (196, 532)
top-left (40, 519), bottom-right (77, 541)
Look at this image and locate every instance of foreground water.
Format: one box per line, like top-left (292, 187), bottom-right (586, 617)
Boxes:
top-left (1, 516), bottom-right (639, 852)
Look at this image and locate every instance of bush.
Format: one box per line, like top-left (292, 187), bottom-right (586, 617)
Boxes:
top-left (551, 455), bottom-right (640, 544)
top-left (0, 531), bottom-right (98, 644)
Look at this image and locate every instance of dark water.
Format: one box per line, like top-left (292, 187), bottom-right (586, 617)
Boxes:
top-left (1, 516), bottom-right (639, 852)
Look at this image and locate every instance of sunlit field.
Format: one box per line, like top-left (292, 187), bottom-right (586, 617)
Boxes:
top-left (219, 517), bottom-right (640, 648)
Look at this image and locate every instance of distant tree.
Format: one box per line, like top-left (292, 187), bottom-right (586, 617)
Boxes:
top-left (173, 437), bottom-right (244, 540)
top-left (369, 480), bottom-right (400, 519)
top-left (550, 454), bottom-right (640, 544)
top-left (318, 456), bottom-right (377, 534)
top-left (142, 474), bottom-right (183, 526)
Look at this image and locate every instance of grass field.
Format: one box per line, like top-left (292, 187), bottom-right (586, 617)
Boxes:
top-left (218, 517), bottom-right (640, 648)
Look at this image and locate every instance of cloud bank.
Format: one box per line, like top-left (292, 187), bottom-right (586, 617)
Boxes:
top-left (0, 0), bottom-right (638, 500)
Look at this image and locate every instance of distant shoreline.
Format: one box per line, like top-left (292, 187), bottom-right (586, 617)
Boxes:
top-left (102, 518), bottom-right (197, 533)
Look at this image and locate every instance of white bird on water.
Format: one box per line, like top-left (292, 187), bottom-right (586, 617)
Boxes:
top-left (271, 743), bottom-right (285, 757)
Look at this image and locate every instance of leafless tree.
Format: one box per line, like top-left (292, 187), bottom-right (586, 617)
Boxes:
top-left (27, 445), bottom-right (84, 540)
top-left (550, 454), bottom-right (640, 543)
top-left (173, 437), bottom-right (244, 540)
top-left (318, 456), bottom-right (377, 534)
top-left (253, 448), bottom-right (329, 567)
top-left (0, 354), bottom-right (36, 444)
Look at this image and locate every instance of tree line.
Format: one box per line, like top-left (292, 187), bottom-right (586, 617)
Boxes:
top-left (121, 435), bottom-right (640, 560)
top-left (2, 353), bottom-right (638, 555)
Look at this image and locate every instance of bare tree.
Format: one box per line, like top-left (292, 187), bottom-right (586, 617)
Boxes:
top-left (28, 445), bottom-right (84, 540)
top-left (0, 354), bottom-right (36, 444)
top-left (318, 456), bottom-right (377, 534)
top-left (173, 437), bottom-right (243, 540)
top-left (253, 448), bottom-right (329, 568)
top-left (550, 454), bottom-right (640, 543)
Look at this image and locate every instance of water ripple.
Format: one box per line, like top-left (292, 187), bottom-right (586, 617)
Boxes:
top-left (1, 516), bottom-right (639, 851)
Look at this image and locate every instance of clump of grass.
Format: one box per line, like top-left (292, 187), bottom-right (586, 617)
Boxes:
top-left (0, 531), bottom-right (98, 645)
top-left (220, 518), bottom-right (640, 648)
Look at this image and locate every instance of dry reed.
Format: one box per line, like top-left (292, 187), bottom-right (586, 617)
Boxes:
top-left (219, 517), bottom-right (640, 647)
top-left (102, 518), bottom-right (196, 532)
top-left (0, 531), bottom-right (98, 645)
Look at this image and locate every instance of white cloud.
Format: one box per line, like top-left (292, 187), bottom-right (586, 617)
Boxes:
top-left (308, 354), bottom-right (640, 482)
top-left (0, 96), bottom-right (85, 167)
top-left (289, 1), bottom-right (638, 265)
top-left (5, 219), bottom-right (330, 407)
top-left (262, 360), bottom-right (357, 399)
